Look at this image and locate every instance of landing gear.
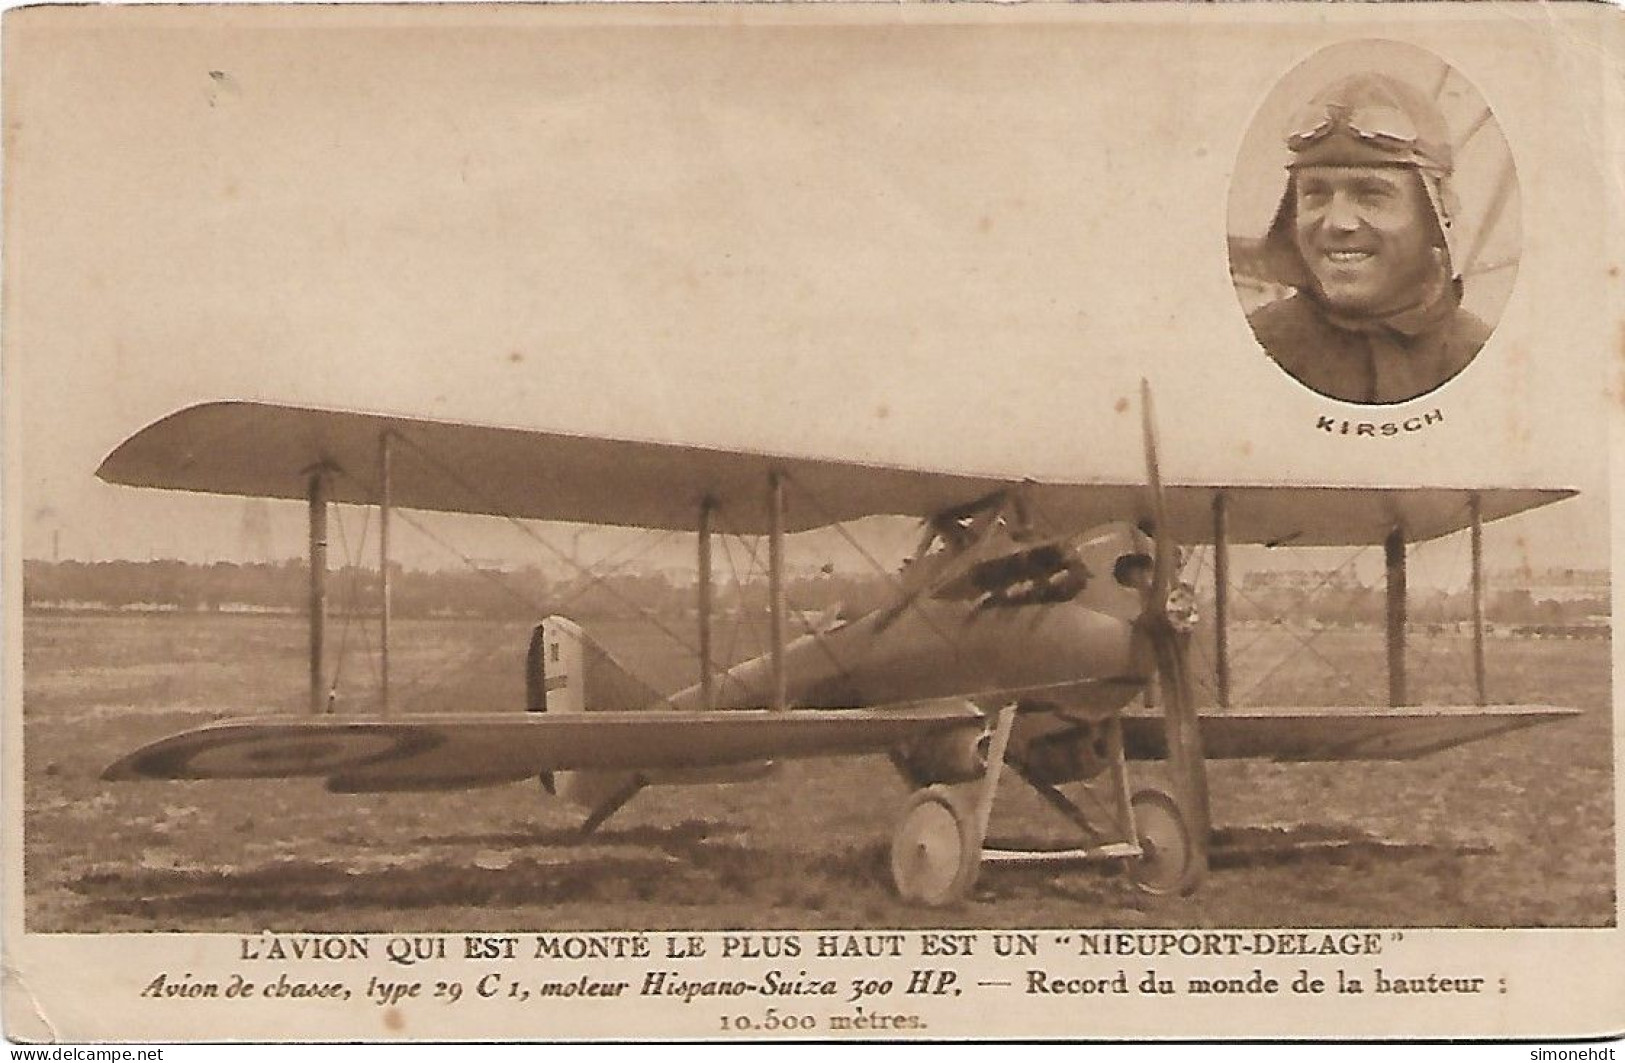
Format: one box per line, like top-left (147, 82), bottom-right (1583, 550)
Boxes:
top-left (887, 708), bottom-right (1208, 905)
top-left (889, 702), bottom-right (1018, 906)
top-left (1130, 787), bottom-right (1201, 896)
top-left (890, 785), bottom-right (981, 907)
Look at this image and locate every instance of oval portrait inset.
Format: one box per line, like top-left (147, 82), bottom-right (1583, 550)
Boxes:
top-left (1228, 40), bottom-right (1520, 406)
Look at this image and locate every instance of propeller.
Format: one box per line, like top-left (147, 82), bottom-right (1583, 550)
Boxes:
top-left (1136, 379), bottom-right (1211, 892)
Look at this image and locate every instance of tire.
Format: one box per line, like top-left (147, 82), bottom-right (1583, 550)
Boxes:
top-left (890, 784), bottom-right (981, 906)
top-left (1130, 787), bottom-right (1204, 896)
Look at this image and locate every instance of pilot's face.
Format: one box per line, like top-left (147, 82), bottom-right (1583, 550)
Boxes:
top-left (1292, 166), bottom-right (1438, 317)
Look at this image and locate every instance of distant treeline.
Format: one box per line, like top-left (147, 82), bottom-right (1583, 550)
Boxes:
top-left (22, 559), bottom-right (1607, 626)
top-left (21, 559), bottom-right (900, 621)
top-left (1221, 584), bottom-right (1608, 628)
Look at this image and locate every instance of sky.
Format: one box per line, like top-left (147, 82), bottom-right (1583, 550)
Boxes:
top-left (4, 6), bottom-right (1616, 583)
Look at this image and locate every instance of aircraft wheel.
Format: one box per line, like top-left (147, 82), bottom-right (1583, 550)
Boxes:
top-left (891, 785), bottom-right (980, 907)
top-left (1130, 788), bottom-right (1202, 897)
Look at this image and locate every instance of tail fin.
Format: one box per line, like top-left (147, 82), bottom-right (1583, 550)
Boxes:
top-left (527, 616), bottom-right (666, 830)
top-left (529, 616), bottom-right (670, 715)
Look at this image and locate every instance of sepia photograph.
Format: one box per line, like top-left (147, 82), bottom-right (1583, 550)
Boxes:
top-left (4, 3), bottom-right (1620, 1043)
top-left (1228, 38), bottom-right (1520, 406)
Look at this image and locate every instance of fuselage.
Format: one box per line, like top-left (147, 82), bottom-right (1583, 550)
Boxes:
top-left (666, 521), bottom-right (1155, 719)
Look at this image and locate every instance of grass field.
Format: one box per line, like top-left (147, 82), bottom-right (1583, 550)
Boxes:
top-left (22, 612), bottom-right (1616, 931)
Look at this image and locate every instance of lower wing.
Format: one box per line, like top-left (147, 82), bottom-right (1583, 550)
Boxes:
top-left (103, 701), bottom-right (984, 793)
top-left (1121, 704), bottom-right (1579, 762)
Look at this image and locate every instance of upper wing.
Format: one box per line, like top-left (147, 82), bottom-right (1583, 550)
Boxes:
top-left (103, 701), bottom-right (984, 793)
top-left (97, 401), bottom-right (1574, 544)
top-left (1120, 705), bottom-right (1579, 762)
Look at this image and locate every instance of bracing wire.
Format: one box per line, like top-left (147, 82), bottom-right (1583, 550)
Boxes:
top-left (369, 433), bottom-right (706, 663)
top-left (1407, 505), bottom-right (1478, 700)
top-left (384, 510), bottom-right (685, 714)
top-left (1227, 541), bottom-right (1373, 669)
top-left (785, 475), bottom-right (967, 661)
top-left (1232, 544), bottom-right (1381, 706)
top-left (327, 503), bottom-right (382, 700)
top-left (712, 529), bottom-right (758, 703)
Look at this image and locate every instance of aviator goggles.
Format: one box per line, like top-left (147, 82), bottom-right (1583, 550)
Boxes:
top-left (1285, 102), bottom-right (1420, 152)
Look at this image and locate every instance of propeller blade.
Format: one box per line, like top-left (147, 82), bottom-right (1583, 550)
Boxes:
top-left (1137, 379), bottom-right (1210, 891)
top-left (1148, 621), bottom-right (1211, 891)
top-left (1139, 379), bottom-right (1173, 609)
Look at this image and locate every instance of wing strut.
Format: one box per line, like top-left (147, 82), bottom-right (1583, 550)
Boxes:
top-left (1469, 493), bottom-right (1487, 705)
top-left (1385, 526), bottom-right (1408, 707)
top-left (698, 496), bottom-right (716, 711)
top-left (1218, 489), bottom-right (1488, 712)
top-left (307, 466), bottom-right (330, 715)
top-left (769, 472), bottom-right (787, 712)
top-left (1212, 491), bottom-right (1232, 709)
top-left (379, 432), bottom-right (394, 715)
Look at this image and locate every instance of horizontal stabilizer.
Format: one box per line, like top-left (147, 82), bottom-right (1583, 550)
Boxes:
top-left (1121, 705), bottom-right (1579, 762)
top-left (103, 702), bottom-right (984, 793)
top-left (97, 401), bottom-right (1574, 544)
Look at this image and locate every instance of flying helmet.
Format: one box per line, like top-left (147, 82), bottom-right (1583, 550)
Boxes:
top-left (1259, 71), bottom-right (1462, 290)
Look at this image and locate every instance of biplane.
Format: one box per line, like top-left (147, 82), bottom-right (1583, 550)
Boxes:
top-left (100, 387), bottom-right (1578, 905)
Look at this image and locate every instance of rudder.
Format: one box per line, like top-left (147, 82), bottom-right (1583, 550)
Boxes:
top-left (528, 616), bottom-right (668, 826)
